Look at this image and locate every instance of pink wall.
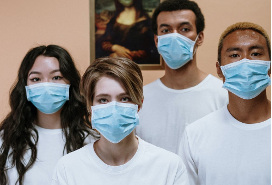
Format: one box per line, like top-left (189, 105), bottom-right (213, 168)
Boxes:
top-left (0, 0), bottom-right (270, 120)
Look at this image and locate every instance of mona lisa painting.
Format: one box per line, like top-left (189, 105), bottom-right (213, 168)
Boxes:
top-left (90, 0), bottom-right (163, 70)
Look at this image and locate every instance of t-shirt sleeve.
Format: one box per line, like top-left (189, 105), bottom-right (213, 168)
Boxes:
top-left (178, 129), bottom-right (200, 185)
top-left (173, 158), bottom-right (190, 185)
top-left (51, 159), bottom-right (68, 185)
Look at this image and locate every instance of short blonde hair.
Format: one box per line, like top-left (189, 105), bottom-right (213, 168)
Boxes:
top-left (218, 22), bottom-right (271, 64)
top-left (80, 57), bottom-right (143, 110)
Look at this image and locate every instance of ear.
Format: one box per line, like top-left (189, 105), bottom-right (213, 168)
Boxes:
top-left (216, 61), bottom-right (224, 79)
top-left (196, 31), bottom-right (204, 46)
top-left (154, 34), bottom-right (158, 47)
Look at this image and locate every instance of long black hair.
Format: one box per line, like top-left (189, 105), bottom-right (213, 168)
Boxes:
top-left (0, 45), bottom-right (96, 185)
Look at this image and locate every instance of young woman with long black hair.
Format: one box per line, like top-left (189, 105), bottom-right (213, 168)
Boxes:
top-left (0, 45), bottom-right (97, 185)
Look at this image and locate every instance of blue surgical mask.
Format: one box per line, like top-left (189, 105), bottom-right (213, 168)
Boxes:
top-left (25, 82), bottom-right (70, 114)
top-left (91, 101), bottom-right (139, 143)
top-left (157, 33), bottom-right (198, 69)
top-left (220, 58), bottom-right (271, 99)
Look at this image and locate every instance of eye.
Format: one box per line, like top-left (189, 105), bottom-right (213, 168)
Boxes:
top-left (251, 52), bottom-right (261, 56)
top-left (181, 27), bottom-right (190, 32)
top-left (229, 54), bottom-right (240, 58)
top-left (99, 98), bottom-right (108, 104)
top-left (30, 77), bottom-right (40, 82)
top-left (52, 76), bottom-right (63, 80)
top-left (121, 97), bottom-right (131, 102)
top-left (161, 28), bottom-right (170, 34)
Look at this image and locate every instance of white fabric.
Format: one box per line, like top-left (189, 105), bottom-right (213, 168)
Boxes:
top-left (178, 105), bottom-right (271, 185)
top-left (3, 125), bottom-right (95, 185)
top-left (51, 137), bottom-right (189, 185)
top-left (136, 74), bottom-right (228, 154)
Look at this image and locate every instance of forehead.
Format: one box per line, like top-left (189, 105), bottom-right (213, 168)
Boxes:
top-left (157, 9), bottom-right (196, 27)
top-left (94, 76), bottom-right (126, 95)
top-left (30, 56), bottom-right (59, 71)
top-left (222, 29), bottom-right (268, 51)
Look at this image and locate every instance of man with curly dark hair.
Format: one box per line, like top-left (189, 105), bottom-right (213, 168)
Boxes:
top-left (136, 0), bottom-right (228, 154)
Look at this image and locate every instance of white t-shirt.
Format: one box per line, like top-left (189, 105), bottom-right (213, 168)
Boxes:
top-left (179, 105), bottom-right (271, 185)
top-left (136, 74), bottom-right (228, 154)
top-left (51, 137), bottom-right (189, 185)
top-left (3, 125), bottom-right (95, 185)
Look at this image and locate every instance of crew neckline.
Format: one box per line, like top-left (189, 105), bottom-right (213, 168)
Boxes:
top-left (33, 124), bottom-right (62, 134)
top-left (223, 106), bottom-right (271, 130)
top-left (87, 136), bottom-right (144, 174)
top-left (157, 74), bottom-right (212, 93)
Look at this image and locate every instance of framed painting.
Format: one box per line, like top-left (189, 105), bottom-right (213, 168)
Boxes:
top-left (90, 0), bottom-right (163, 70)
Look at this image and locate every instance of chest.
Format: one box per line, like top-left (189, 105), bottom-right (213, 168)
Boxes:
top-left (6, 133), bottom-right (66, 185)
top-left (195, 129), bottom-right (271, 184)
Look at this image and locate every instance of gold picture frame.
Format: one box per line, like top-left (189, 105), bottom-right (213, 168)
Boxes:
top-left (90, 0), bottom-right (163, 70)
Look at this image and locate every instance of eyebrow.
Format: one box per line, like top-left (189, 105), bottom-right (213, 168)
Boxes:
top-left (159, 22), bottom-right (191, 29)
top-left (28, 69), bottom-right (61, 77)
top-left (28, 71), bottom-right (41, 76)
top-left (94, 94), bottom-right (110, 98)
top-left (249, 45), bottom-right (265, 50)
top-left (95, 93), bottom-right (129, 98)
top-left (179, 22), bottom-right (191, 27)
top-left (226, 47), bottom-right (242, 52)
top-left (226, 45), bottom-right (265, 53)
top-left (159, 23), bottom-right (171, 29)
top-left (117, 93), bottom-right (129, 97)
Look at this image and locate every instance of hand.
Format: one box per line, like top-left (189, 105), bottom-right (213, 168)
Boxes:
top-left (111, 45), bottom-right (132, 59)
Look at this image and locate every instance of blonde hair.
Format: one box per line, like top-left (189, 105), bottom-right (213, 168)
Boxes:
top-left (80, 57), bottom-right (143, 110)
top-left (218, 22), bottom-right (271, 64)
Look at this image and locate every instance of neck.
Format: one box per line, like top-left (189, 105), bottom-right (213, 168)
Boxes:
top-left (94, 132), bottom-right (138, 166)
top-left (161, 57), bottom-right (207, 89)
top-left (124, 6), bottom-right (135, 12)
top-left (227, 91), bottom-right (271, 124)
top-left (117, 7), bottom-right (136, 25)
top-left (35, 109), bottom-right (62, 129)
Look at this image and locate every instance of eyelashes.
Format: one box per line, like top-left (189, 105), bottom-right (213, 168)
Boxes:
top-left (28, 76), bottom-right (64, 82)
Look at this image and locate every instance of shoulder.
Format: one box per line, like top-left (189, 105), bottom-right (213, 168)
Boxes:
top-left (206, 74), bottom-right (222, 82)
top-left (143, 139), bottom-right (178, 157)
top-left (56, 143), bottom-right (91, 167)
top-left (186, 106), bottom-right (227, 135)
top-left (203, 74), bottom-right (224, 88)
top-left (140, 139), bottom-right (188, 179)
top-left (198, 74), bottom-right (228, 98)
top-left (143, 79), bottom-right (165, 97)
top-left (144, 79), bottom-right (160, 90)
top-left (140, 138), bottom-right (185, 167)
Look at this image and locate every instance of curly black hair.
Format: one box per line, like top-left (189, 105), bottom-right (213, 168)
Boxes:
top-left (152, 0), bottom-right (205, 35)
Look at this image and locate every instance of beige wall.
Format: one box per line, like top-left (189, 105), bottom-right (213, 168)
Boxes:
top-left (0, 0), bottom-right (270, 120)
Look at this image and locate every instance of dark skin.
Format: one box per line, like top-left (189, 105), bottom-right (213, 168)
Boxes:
top-left (216, 29), bottom-right (271, 124)
top-left (154, 10), bottom-right (206, 90)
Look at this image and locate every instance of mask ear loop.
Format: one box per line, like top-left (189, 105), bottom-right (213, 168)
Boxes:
top-left (192, 34), bottom-right (199, 57)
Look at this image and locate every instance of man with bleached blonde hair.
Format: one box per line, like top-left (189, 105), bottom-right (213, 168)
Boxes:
top-left (178, 22), bottom-right (271, 185)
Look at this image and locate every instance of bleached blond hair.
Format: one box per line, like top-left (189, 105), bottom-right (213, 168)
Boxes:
top-left (218, 22), bottom-right (271, 64)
